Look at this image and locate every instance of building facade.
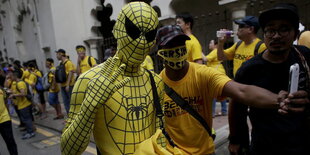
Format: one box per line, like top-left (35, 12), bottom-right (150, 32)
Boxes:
top-left (0, 0), bottom-right (309, 72)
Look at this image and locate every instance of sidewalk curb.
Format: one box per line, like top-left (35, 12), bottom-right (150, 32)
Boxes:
top-left (214, 124), bottom-right (229, 149)
top-left (11, 115), bottom-right (63, 134)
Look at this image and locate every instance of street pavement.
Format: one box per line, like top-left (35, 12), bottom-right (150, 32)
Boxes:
top-left (1, 102), bottom-right (230, 155)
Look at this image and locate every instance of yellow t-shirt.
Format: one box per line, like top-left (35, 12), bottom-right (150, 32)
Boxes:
top-left (22, 69), bottom-right (30, 82)
top-left (0, 89), bottom-right (10, 123)
top-left (224, 38), bottom-right (266, 76)
top-left (206, 49), bottom-right (226, 74)
top-left (160, 62), bottom-right (231, 155)
top-left (15, 81), bottom-right (32, 110)
top-left (25, 73), bottom-right (37, 94)
top-left (141, 55), bottom-right (154, 71)
top-left (298, 31), bottom-right (310, 49)
top-left (79, 56), bottom-right (97, 74)
top-left (34, 70), bottom-right (42, 77)
top-left (186, 34), bottom-right (203, 62)
top-left (48, 67), bottom-right (60, 93)
top-left (61, 60), bottom-right (76, 87)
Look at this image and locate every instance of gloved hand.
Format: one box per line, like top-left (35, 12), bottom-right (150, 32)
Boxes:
top-left (85, 57), bottom-right (131, 108)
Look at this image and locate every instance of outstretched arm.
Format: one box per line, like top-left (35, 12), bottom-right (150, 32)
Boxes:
top-left (61, 57), bottom-right (130, 155)
top-left (222, 81), bottom-right (279, 108)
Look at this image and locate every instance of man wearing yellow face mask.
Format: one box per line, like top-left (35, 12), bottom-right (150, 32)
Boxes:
top-left (156, 25), bottom-right (302, 155)
top-left (61, 2), bottom-right (164, 155)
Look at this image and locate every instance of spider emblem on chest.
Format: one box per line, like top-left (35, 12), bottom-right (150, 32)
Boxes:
top-left (127, 102), bottom-right (149, 120)
top-left (123, 96), bottom-right (154, 131)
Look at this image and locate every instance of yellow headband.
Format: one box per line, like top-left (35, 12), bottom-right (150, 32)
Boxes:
top-left (76, 47), bottom-right (85, 53)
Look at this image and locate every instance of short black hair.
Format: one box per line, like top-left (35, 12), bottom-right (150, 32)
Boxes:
top-left (56, 49), bottom-right (66, 55)
top-left (176, 12), bottom-right (194, 30)
top-left (13, 69), bottom-right (23, 79)
top-left (46, 58), bottom-right (54, 63)
top-left (13, 60), bottom-right (21, 68)
top-left (75, 45), bottom-right (86, 50)
top-left (28, 62), bottom-right (37, 69)
top-left (23, 62), bottom-right (28, 67)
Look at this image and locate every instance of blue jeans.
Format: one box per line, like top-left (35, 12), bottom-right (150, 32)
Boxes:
top-left (61, 86), bottom-right (73, 114)
top-left (212, 99), bottom-right (227, 116)
top-left (20, 105), bottom-right (34, 133)
top-left (48, 92), bottom-right (60, 105)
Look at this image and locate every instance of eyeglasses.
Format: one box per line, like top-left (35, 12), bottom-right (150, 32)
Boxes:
top-left (238, 24), bottom-right (251, 28)
top-left (263, 27), bottom-right (293, 38)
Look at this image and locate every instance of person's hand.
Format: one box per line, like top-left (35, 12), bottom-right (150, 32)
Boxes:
top-left (5, 74), bottom-right (12, 79)
top-left (77, 56), bottom-right (82, 64)
top-left (85, 57), bottom-right (130, 107)
top-left (217, 29), bottom-right (229, 45)
top-left (278, 90), bottom-right (289, 114)
top-left (278, 90), bottom-right (309, 114)
top-left (228, 143), bottom-right (240, 155)
top-left (65, 85), bottom-right (69, 92)
top-left (8, 94), bottom-right (15, 99)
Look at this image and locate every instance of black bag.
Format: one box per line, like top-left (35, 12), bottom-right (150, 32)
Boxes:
top-left (55, 61), bottom-right (68, 83)
top-left (17, 81), bottom-right (33, 102)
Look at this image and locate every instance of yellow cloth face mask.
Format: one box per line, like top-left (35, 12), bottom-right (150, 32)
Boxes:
top-left (113, 2), bottom-right (158, 67)
top-left (158, 46), bottom-right (188, 70)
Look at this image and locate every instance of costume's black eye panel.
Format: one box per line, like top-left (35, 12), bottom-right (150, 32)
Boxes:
top-left (145, 29), bottom-right (157, 43)
top-left (125, 17), bottom-right (141, 40)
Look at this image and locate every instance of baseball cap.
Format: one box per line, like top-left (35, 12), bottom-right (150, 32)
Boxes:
top-left (156, 25), bottom-right (190, 47)
top-left (234, 16), bottom-right (260, 30)
top-left (55, 49), bottom-right (66, 54)
top-left (259, 3), bottom-right (299, 30)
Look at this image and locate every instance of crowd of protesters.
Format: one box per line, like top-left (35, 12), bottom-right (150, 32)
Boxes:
top-left (0, 45), bottom-right (105, 143)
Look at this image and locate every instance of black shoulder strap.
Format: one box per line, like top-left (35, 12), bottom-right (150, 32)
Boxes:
top-left (164, 84), bottom-right (215, 140)
top-left (88, 56), bottom-right (93, 67)
top-left (145, 69), bottom-right (176, 147)
top-left (235, 41), bottom-right (243, 51)
top-left (16, 81), bottom-right (21, 92)
top-left (146, 70), bottom-right (162, 119)
top-left (146, 70), bottom-right (176, 146)
top-left (254, 40), bottom-right (264, 55)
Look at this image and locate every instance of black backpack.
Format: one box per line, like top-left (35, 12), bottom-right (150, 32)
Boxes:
top-left (17, 81), bottom-right (33, 102)
top-left (235, 40), bottom-right (264, 56)
top-left (55, 61), bottom-right (68, 83)
top-left (87, 56), bottom-right (99, 67)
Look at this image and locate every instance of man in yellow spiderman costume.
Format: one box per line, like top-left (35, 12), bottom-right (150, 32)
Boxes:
top-left (61, 2), bottom-right (164, 155)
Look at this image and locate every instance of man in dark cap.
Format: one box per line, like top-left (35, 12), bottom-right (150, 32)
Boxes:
top-left (156, 24), bottom-right (306, 155)
top-left (229, 3), bottom-right (310, 155)
top-left (55, 49), bottom-right (76, 114)
top-left (217, 16), bottom-right (266, 77)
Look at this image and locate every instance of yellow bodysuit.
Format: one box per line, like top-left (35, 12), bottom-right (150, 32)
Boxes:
top-left (61, 2), bottom-right (164, 155)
